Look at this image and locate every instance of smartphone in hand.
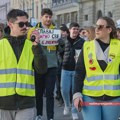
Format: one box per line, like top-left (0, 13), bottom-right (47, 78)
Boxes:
top-left (78, 100), bottom-right (82, 112)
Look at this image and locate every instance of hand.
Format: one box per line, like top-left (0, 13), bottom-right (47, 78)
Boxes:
top-left (31, 30), bottom-right (40, 45)
top-left (74, 97), bottom-right (83, 112)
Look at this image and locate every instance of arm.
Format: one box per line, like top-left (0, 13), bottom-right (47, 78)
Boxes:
top-left (74, 48), bottom-right (86, 94)
top-left (31, 30), bottom-right (47, 74)
top-left (73, 48), bottom-right (86, 110)
top-left (32, 44), bottom-right (47, 74)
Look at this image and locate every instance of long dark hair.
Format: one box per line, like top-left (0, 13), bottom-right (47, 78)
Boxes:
top-left (99, 16), bottom-right (117, 39)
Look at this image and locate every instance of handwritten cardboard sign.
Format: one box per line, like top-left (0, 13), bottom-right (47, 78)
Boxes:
top-left (37, 28), bottom-right (61, 46)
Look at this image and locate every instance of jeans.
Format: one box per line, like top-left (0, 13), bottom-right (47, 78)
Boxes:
top-left (35, 68), bottom-right (57, 120)
top-left (82, 95), bottom-right (120, 120)
top-left (61, 69), bottom-right (77, 114)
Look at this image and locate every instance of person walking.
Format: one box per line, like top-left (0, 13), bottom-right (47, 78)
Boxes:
top-left (0, 9), bottom-right (47, 120)
top-left (73, 16), bottom-right (120, 120)
top-left (35, 8), bottom-right (58, 120)
top-left (55, 24), bottom-right (69, 107)
top-left (61, 22), bottom-right (84, 120)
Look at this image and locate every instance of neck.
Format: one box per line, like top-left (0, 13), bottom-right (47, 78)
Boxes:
top-left (42, 23), bottom-right (50, 29)
top-left (10, 31), bottom-right (18, 37)
top-left (100, 36), bottom-right (110, 44)
top-left (70, 35), bottom-right (77, 39)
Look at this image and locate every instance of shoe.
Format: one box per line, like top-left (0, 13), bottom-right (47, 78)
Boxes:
top-left (57, 99), bottom-right (64, 107)
top-left (55, 94), bottom-right (60, 100)
top-left (63, 107), bottom-right (70, 115)
top-left (35, 115), bottom-right (42, 120)
top-left (72, 113), bottom-right (78, 120)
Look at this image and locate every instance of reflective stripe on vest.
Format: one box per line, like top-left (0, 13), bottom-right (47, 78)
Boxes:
top-left (84, 85), bottom-right (120, 90)
top-left (83, 39), bottom-right (120, 96)
top-left (86, 74), bottom-right (120, 81)
top-left (0, 68), bottom-right (34, 76)
top-left (0, 82), bottom-right (35, 89)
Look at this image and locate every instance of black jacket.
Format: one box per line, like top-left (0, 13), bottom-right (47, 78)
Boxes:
top-left (0, 35), bottom-right (47, 110)
top-left (62, 36), bottom-right (84, 71)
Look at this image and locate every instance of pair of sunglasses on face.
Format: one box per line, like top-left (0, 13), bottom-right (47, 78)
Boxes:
top-left (14, 22), bottom-right (29, 28)
top-left (95, 25), bottom-right (110, 30)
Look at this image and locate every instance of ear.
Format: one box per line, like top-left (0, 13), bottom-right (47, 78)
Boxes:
top-left (107, 27), bottom-right (112, 34)
top-left (7, 21), bottom-right (13, 29)
top-left (40, 16), bottom-right (42, 20)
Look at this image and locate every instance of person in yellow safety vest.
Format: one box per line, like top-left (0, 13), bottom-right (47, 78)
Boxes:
top-left (73, 16), bottom-right (120, 120)
top-left (0, 9), bottom-right (47, 120)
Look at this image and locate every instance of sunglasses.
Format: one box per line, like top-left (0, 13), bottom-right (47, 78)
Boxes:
top-left (95, 25), bottom-right (110, 30)
top-left (14, 22), bottom-right (29, 28)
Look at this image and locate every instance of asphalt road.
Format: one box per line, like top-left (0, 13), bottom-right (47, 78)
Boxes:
top-left (42, 97), bottom-right (83, 120)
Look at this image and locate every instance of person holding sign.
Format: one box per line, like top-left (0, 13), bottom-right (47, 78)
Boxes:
top-left (35, 8), bottom-right (59, 120)
top-left (73, 17), bottom-right (120, 120)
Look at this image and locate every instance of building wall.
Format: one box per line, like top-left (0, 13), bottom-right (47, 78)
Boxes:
top-left (10, 0), bottom-right (41, 22)
top-left (0, 0), bottom-right (10, 24)
top-left (8, 0), bottom-right (120, 27)
top-left (51, 0), bottom-right (79, 27)
top-left (51, 0), bottom-right (120, 27)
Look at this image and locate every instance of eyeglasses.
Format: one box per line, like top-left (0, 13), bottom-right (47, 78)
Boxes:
top-left (95, 25), bottom-right (110, 31)
top-left (14, 22), bottom-right (29, 28)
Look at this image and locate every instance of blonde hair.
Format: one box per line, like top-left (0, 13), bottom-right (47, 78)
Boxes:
top-left (85, 26), bottom-right (95, 40)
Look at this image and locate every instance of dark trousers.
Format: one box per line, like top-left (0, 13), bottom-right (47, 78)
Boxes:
top-left (56, 63), bottom-right (62, 99)
top-left (35, 67), bottom-right (57, 120)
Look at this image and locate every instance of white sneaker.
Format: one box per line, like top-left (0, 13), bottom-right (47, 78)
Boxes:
top-left (72, 113), bottom-right (78, 120)
top-left (35, 115), bottom-right (42, 120)
top-left (63, 107), bottom-right (70, 115)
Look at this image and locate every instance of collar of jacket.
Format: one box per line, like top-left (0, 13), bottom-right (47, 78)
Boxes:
top-left (5, 35), bottom-right (26, 44)
top-left (37, 22), bottom-right (56, 29)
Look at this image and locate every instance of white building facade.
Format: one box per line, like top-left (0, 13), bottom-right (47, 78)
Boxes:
top-left (8, 0), bottom-right (120, 27)
top-left (0, 0), bottom-right (10, 24)
top-left (51, 0), bottom-right (120, 27)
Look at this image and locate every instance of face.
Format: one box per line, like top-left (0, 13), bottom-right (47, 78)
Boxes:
top-left (0, 30), bottom-right (3, 39)
top-left (69, 27), bottom-right (79, 39)
top-left (41, 14), bottom-right (52, 27)
top-left (95, 19), bottom-right (111, 40)
top-left (117, 30), bottom-right (120, 40)
top-left (79, 30), bottom-right (86, 37)
top-left (61, 30), bottom-right (68, 38)
top-left (84, 30), bottom-right (89, 37)
top-left (8, 16), bottom-right (28, 36)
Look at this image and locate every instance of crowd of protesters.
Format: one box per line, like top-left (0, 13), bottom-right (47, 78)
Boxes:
top-left (0, 7), bottom-right (120, 120)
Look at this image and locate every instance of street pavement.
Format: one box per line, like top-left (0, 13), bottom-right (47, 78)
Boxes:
top-left (42, 97), bottom-right (83, 120)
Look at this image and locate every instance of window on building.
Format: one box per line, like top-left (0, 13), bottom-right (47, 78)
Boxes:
top-left (57, 15), bottom-right (62, 26)
top-left (71, 12), bottom-right (77, 22)
top-left (97, 10), bottom-right (102, 19)
top-left (84, 15), bottom-right (88, 21)
top-left (108, 11), bottom-right (113, 18)
top-left (75, 13), bottom-right (77, 22)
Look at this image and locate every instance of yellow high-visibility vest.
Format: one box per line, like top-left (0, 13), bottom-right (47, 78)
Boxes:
top-left (0, 38), bottom-right (35, 97)
top-left (83, 39), bottom-right (120, 97)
